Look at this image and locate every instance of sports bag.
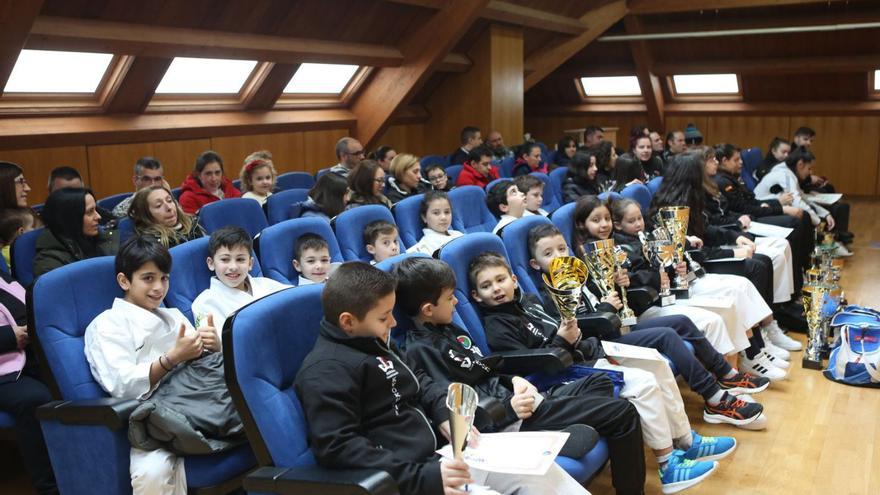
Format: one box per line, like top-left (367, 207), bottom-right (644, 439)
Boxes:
top-left (824, 308), bottom-right (880, 387)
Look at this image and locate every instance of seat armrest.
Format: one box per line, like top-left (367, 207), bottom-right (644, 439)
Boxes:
top-left (576, 311), bottom-right (621, 337)
top-left (36, 398), bottom-right (140, 430)
top-left (626, 286), bottom-right (658, 313)
top-left (476, 396), bottom-right (507, 427)
top-left (494, 347), bottom-right (573, 375)
top-left (244, 466), bottom-right (398, 495)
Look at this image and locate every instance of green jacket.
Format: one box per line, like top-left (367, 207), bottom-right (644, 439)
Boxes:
top-left (33, 228), bottom-right (120, 279)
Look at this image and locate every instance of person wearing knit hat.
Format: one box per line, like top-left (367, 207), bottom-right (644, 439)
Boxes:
top-left (684, 123), bottom-right (704, 147)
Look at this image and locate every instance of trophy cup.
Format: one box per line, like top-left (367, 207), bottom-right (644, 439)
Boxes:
top-left (582, 239), bottom-right (638, 327)
top-left (542, 256), bottom-right (589, 319)
top-left (446, 383), bottom-right (478, 461)
top-left (639, 231), bottom-right (676, 306)
top-left (802, 283), bottom-right (831, 370)
top-left (656, 206), bottom-right (691, 299)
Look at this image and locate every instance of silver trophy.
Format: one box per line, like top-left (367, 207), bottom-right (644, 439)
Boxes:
top-left (582, 239), bottom-right (638, 327)
top-left (639, 231), bottom-right (676, 306)
top-left (446, 383), bottom-right (478, 460)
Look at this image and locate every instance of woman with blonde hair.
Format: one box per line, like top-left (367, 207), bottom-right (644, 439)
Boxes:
top-left (129, 185), bottom-right (205, 248)
top-left (385, 153), bottom-right (430, 203)
top-left (239, 150), bottom-right (277, 206)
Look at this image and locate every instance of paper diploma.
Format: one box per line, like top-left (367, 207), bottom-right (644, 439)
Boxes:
top-left (806, 192), bottom-right (842, 205)
top-left (747, 221), bottom-right (794, 238)
top-left (437, 431), bottom-right (569, 475)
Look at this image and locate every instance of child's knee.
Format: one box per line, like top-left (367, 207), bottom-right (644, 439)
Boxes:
top-left (131, 450), bottom-right (177, 492)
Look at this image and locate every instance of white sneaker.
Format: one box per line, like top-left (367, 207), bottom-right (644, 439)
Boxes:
top-left (759, 350), bottom-right (790, 370)
top-left (833, 245), bottom-right (853, 257)
top-left (764, 321), bottom-right (803, 351)
top-left (740, 352), bottom-right (787, 381)
top-left (761, 330), bottom-right (791, 360)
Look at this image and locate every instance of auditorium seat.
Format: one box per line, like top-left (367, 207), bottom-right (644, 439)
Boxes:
top-left (117, 217), bottom-right (135, 244)
top-left (620, 183), bottom-right (652, 213)
top-left (258, 218), bottom-right (341, 285)
top-left (549, 167), bottom-right (568, 206)
top-left (392, 193), bottom-right (425, 249)
top-left (485, 177), bottom-right (506, 192)
top-left (445, 164), bottom-right (463, 185)
top-left (275, 172), bottom-right (315, 191)
top-left (530, 172), bottom-right (561, 213)
top-left (333, 205), bottom-right (399, 262)
top-left (419, 154), bottom-right (449, 170)
top-left (740, 147), bottom-right (763, 191)
top-left (96, 192), bottom-right (132, 212)
top-left (266, 188), bottom-right (310, 225)
top-left (598, 191), bottom-right (622, 202)
top-left (647, 176), bottom-right (663, 195)
top-left (198, 198), bottom-right (268, 238)
top-left (11, 228), bottom-right (42, 287)
top-left (498, 156), bottom-right (516, 178)
top-left (550, 202), bottom-right (576, 248)
top-left (448, 186), bottom-right (497, 234)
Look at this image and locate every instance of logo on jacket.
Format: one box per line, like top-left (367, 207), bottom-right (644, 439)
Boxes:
top-left (456, 335), bottom-right (472, 349)
top-left (376, 356), bottom-right (399, 379)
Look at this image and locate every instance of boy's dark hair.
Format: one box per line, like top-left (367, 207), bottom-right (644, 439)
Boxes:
top-left (208, 226), bottom-right (253, 257)
top-left (514, 174), bottom-right (543, 195)
top-left (467, 144), bottom-right (493, 164)
top-left (364, 220), bottom-right (398, 246)
top-left (295, 234), bottom-right (329, 261)
top-left (793, 126), bottom-right (816, 138)
top-left (322, 262), bottom-right (397, 324)
top-left (486, 179), bottom-right (514, 218)
top-left (115, 236), bottom-right (172, 281)
top-left (424, 164), bottom-right (445, 177)
top-left (467, 252), bottom-right (511, 290)
top-left (0, 207), bottom-right (35, 244)
top-left (527, 223), bottom-right (565, 259)
top-left (48, 166), bottom-right (82, 191)
top-left (393, 257), bottom-right (457, 317)
top-left (785, 146), bottom-right (814, 171)
top-left (460, 126), bottom-right (481, 145)
top-left (419, 190), bottom-right (451, 224)
top-left (584, 126), bottom-right (604, 139)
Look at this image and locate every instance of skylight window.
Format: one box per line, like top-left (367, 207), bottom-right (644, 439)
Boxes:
top-left (874, 70), bottom-right (880, 91)
top-left (284, 63), bottom-right (359, 94)
top-left (155, 57), bottom-right (258, 94)
top-left (5, 49), bottom-right (113, 93)
top-left (672, 74), bottom-right (739, 95)
top-left (579, 76), bottom-right (641, 97)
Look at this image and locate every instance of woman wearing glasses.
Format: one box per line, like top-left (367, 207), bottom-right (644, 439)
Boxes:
top-left (345, 160), bottom-right (393, 210)
top-left (385, 154), bottom-right (430, 204)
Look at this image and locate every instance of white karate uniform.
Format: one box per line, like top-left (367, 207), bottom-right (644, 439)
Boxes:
top-left (405, 228), bottom-right (464, 255)
top-left (753, 236), bottom-right (795, 304)
top-left (523, 208), bottom-right (549, 217)
top-left (492, 214), bottom-right (520, 235)
top-left (191, 275), bottom-right (290, 334)
top-left (84, 299), bottom-right (192, 495)
top-left (297, 275), bottom-right (316, 286)
top-left (640, 303), bottom-right (735, 355)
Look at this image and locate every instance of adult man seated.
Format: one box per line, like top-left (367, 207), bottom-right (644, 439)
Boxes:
top-left (486, 130), bottom-right (513, 160)
top-left (329, 137), bottom-right (365, 178)
top-left (112, 157), bottom-right (168, 218)
top-left (46, 166), bottom-right (114, 225)
top-left (448, 125), bottom-right (483, 165)
top-left (582, 125), bottom-right (604, 150)
top-left (664, 130), bottom-right (686, 164)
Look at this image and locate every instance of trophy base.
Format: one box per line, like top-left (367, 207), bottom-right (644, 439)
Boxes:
top-left (619, 325), bottom-right (631, 335)
top-left (819, 343), bottom-right (832, 359)
top-left (620, 316), bottom-right (638, 327)
top-left (802, 356), bottom-right (824, 370)
top-left (659, 295), bottom-right (676, 306)
top-left (685, 272), bottom-right (698, 283)
top-left (671, 287), bottom-right (690, 299)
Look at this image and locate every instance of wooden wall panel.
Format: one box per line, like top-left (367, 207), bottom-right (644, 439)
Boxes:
top-left (527, 115), bottom-right (649, 150)
top-left (1, 146), bottom-right (88, 205)
top-left (302, 128), bottom-right (350, 174)
top-left (211, 132), bottom-right (307, 176)
top-left (707, 116), bottom-right (790, 150)
top-left (375, 124), bottom-right (428, 157)
top-left (489, 24), bottom-right (524, 151)
top-left (664, 116), bottom-right (710, 143)
top-left (86, 139), bottom-right (211, 199)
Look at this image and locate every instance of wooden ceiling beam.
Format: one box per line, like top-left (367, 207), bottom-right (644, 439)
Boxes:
top-left (104, 56), bottom-right (173, 114)
top-left (653, 55), bottom-right (880, 76)
top-left (625, 15), bottom-right (664, 131)
top-left (0, 0), bottom-right (45, 95)
top-left (524, 0), bottom-right (628, 91)
top-left (640, 9), bottom-right (880, 35)
top-left (527, 100), bottom-right (880, 117)
top-left (242, 63), bottom-right (300, 111)
top-left (351, 0), bottom-right (488, 148)
top-left (629, 0), bottom-right (844, 14)
top-left (387, 0), bottom-right (588, 35)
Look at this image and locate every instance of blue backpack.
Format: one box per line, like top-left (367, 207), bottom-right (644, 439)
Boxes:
top-left (824, 306), bottom-right (880, 387)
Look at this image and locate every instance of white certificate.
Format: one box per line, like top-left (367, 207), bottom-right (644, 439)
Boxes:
top-left (806, 192), bottom-right (842, 205)
top-left (437, 431), bottom-right (569, 475)
top-left (747, 221), bottom-right (794, 238)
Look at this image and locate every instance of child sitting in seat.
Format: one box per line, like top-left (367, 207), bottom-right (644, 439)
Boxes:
top-left (363, 220), bottom-right (400, 264)
top-left (294, 262), bottom-right (590, 495)
top-left (238, 150), bottom-right (277, 206)
top-left (424, 164), bottom-right (454, 192)
top-left (515, 175), bottom-right (548, 217)
top-left (192, 227), bottom-right (289, 332)
top-left (0, 207), bottom-right (39, 267)
top-left (394, 257), bottom-right (648, 495)
top-left (471, 252), bottom-right (730, 493)
top-left (405, 191), bottom-right (464, 256)
top-left (84, 237), bottom-right (220, 494)
top-left (293, 234), bottom-right (334, 285)
top-left (487, 180), bottom-right (526, 235)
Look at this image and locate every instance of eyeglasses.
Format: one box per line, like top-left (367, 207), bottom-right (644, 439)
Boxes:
top-left (428, 174), bottom-right (447, 183)
top-left (137, 175), bottom-right (165, 184)
top-left (346, 149), bottom-right (366, 157)
top-left (373, 177), bottom-right (387, 184)
top-left (14, 177), bottom-right (27, 185)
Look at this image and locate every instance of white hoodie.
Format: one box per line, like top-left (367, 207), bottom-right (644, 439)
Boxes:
top-left (753, 162), bottom-right (829, 225)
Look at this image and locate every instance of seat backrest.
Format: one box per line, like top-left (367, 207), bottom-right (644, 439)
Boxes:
top-left (267, 188), bottom-right (310, 225)
top-left (96, 192), bottom-right (132, 211)
top-left (315, 168), bottom-right (331, 179)
top-left (276, 172), bottom-right (315, 191)
top-left (171, 187), bottom-right (182, 200)
top-left (32, 256), bottom-right (122, 400)
top-left (258, 218), bottom-right (342, 285)
top-left (0, 251), bottom-right (7, 274)
top-left (437, 233), bottom-right (511, 355)
top-left (620, 183), bottom-right (652, 214)
top-left (117, 217), bottom-right (135, 243)
top-left (12, 228), bottom-right (42, 287)
top-left (598, 191), bottom-right (622, 202)
top-left (374, 252), bottom-right (435, 348)
top-left (549, 167), bottom-right (568, 206)
top-left (485, 177), bottom-right (506, 193)
top-left (445, 165), bottom-right (463, 185)
top-left (740, 147), bottom-right (762, 191)
top-left (530, 172), bottom-right (560, 212)
top-left (333, 205), bottom-right (399, 262)
top-left (448, 186), bottom-right (497, 234)
top-left (198, 198), bottom-right (269, 238)
top-left (498, 156), bottom-right (516, 178)
top-left (224, 284), bottom-right (322, 468)
top-left (500, 215), bottom-right (553, 296)
top-left (647, 176), bottom-right (663, 195)
top-left (232, 179), bottom-right (242, 191)
top-left (392, 194), bottom-right (425, 249)
top-left (166, 237), bottom-right (263, 323)
top-left (419, 154), bottom-right (449, 171)
top-left (550, 202), bottom-right (576, 248)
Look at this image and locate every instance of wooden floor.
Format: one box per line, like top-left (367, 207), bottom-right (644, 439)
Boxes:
top-left (2, 199), bottom-right (878, 495)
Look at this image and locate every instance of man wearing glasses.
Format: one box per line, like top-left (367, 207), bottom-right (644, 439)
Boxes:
top-left (329, 137), bottom-right (365, 178)
top-left (112, 157), bottom-right (168, 218)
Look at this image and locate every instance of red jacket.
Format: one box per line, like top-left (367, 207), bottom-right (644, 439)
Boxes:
top-left (178, 174), bottom-right (241, 214)
top-left (456, 162), bottom-right (500, 189)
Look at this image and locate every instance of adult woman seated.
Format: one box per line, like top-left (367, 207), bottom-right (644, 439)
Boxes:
top-left (0, 161), bottom-right (34, 266)
top-left (346, 160), bottom-right (393, 210)
top-left (511, 142), bottom-right (548, 176)
top-left (129, 185), bottom-right (205, 248)
top-left (562, 150), bottom-right (601, 203)
top-left (300, 172), bottom-right (348, 221)
top-left (551, 136), bottom-right (577, 171)
top-left (33, 188), bottom-right (118, 278)
top-left (384, 154), bottom-right (429, 203)
top-left (178, 151), bottom-right (241, 214)
top-left (594, 140), bottom-right (618, 191)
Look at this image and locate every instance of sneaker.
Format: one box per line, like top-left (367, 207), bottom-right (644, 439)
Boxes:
top-left (681, 431), bottom-right (737, 462)
top-left (659, 452), bottom-right (718, 494)
top-left (761, 333), bottom-right (791, 361)
top-left (703, 392), bottom-right (764, 426)
top-left (740, 352), bottom-right (787, 381)
top-left (764, 320), bottom-right (803, 351)
top-left (718, 371), bottom-right (770, 395)
top-left (759, 350), bottom-right (790, 370)
top-left (833, 244), bottom-right (853, 258)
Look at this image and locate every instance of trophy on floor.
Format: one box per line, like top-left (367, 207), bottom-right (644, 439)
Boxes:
top-left (583, 239), bottom-right (638, 327)
top-left (639, 231), bottom-right (676, 306)
top-left (802, 283), bottom-right (831, 370)
top-left (542, 256), bottom-right (589, 319)
top-left (446, 383), bottom-right (478, 460)
top-left (656, 206), bottom-right (691, 299)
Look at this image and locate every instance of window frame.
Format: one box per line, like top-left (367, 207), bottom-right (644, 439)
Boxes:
top-left (574, 75), bottom-right (644, 103)
top-left (147, 59), bottom-right (272, 112)
top-left (275, 66), bottom-right (372, 109)
top-left (869, 69), bottom-right (880, 99)
top-left (668, 73), bottom-right (743, 102)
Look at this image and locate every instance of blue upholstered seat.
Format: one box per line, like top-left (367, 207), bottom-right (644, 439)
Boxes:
top-left (198, 198), bottom-right (268, 238)
top-left (333, 205), bottom-right (399, 262)
top-left (258, 218), bottom-right (341, 285)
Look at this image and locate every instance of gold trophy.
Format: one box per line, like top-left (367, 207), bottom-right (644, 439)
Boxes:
top-left (446, 383), bottom-right (478, 461)
top-left (582, 239), bottom-right (638, 327)
top-left (656, 206), bottom-right (691, 298)
top-left (541, 256), bottom-right (589, 319)
top-left (802, 283), bottom-right (830, 370)
top-left (639, 231), bottom-right (676, 306)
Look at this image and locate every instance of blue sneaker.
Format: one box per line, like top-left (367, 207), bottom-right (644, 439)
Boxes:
top-left (681, 431), bottom-right (737, 461)
top-left (659, 451), bottom-right (718, 494)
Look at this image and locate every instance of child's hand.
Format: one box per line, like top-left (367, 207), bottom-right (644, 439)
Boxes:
top-left (614, 269), bottom-right (630, 288)
top-left (602, 291), bottom-right (623, 310)
top-left (685, 235), bottom-right (703, 248)
top-left (738, 215), bottom-right (752, 229)
top-left (197, 314), bottom-right (221, 353)
top-left (510, 376), bottom-right (537, 419)
top-left (735, 236), bottom-right (755, 249)
top-left (733, 247), bottom-right (754, 259)
top-left (169, 323), bottom-right (203, 363)
top-left (557, 318), bottom-right (580, 345)
top-left (440, 458), bottom-right (472, 495)
top-left (13, 324), bottom-right (28, 350)
top-left (779, 192), bottom-right (794, 205)
top-left (659, 270), bottom-right (670, 291)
